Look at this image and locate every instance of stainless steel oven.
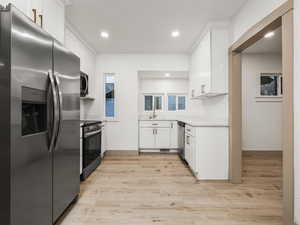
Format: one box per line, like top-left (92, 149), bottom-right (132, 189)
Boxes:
top-left (81, 121), bottom-right (103, 180)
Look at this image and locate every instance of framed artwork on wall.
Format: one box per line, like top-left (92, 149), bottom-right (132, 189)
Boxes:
top-left (256, 73), bottom-right (282, 102)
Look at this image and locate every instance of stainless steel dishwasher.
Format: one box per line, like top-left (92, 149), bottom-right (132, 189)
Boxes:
top-left (178, 121), bottom-right (186, 160)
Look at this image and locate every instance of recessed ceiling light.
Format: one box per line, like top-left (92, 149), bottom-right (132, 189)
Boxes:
top-left (100, 31), bottom-right (109, 39)
top-left (171, 30), bottom-right (180, 38)
top-left (264, 31), bottom-right (275, 38)
top-left (165, 73), bottom-right (171, 77)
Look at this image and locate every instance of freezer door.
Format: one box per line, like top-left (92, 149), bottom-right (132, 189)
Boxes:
top-left (9, 6), bottom-right (53, 225)
top-left (52, 40), bottom-right (80, 222)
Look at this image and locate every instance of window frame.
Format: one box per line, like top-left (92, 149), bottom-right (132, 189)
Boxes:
top-left (167, 93), bottom-right (187, 112)
top-left (103, 73), bottom-right (118, 121)
top-left (142, 93), bottom-right (164, 112)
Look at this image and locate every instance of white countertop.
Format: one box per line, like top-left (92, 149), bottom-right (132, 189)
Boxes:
top-left (139, 115), bottom-right (229, 127)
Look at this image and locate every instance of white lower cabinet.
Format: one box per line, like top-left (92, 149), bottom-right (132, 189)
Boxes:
top-left (140, 127), bottom-right (156, 148)
top-left (139, 121), bottom-right (178, 149)
top-left (185, 126), bottom-right (228, 180)
top-left (185, 129), bottom-right (196, 174)
top-left (185, 134), bottom-right (191, 164)
top-left (170, 122), bottom-right (179, 148)
top-left (155, 128), bottom-right (171, 148)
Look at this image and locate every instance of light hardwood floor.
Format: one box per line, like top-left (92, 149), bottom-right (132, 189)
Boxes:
top-left (57, 152), bottom-right (282, 225)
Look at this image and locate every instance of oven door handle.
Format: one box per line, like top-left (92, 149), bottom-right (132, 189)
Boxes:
top-left (84, 129), bottom-right (102, 138)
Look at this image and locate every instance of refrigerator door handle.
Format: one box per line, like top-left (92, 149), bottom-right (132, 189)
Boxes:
top-left (47, 71), bottom-right (59, 152)
top-left (54, 73), bottom-right (63, 145)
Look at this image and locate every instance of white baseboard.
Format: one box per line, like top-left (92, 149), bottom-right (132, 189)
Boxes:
top-left (104, 150), bottom-right (139, 156)
top-left (139, 149), bottom-right (178, 153)
top-left (105, 147), bottom-right (139, 151)
top-left (242, 147), bottom-right (282, 151)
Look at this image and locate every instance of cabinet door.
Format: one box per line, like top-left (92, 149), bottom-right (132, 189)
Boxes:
top-left (190, 31), bottom-right (211, 97)
top-left (155, 128), bottom-right (171, 149)
top-left (2, 0), bottom-right (29, 16)
top-left (190, 137), bottom-right (197, 173)
top-left (27, 0), bottom-right (43, 22)
top-left (170, 122), bottom-right (179, 149)
top-left (43, 0), bottom-right (65, 43)
top-left (139, 128), bottom-right (155, 149)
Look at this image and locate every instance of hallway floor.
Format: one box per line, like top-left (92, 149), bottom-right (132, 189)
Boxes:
top-left (58, 152), bottom-right (282, 225)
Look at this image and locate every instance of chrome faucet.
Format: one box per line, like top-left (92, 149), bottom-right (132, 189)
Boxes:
top-left (150, 99), bottom-right (157, 119)
top-left (152, 103), bottom-right (157, 119)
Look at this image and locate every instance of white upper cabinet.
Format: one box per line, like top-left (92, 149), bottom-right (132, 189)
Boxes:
top-left (27, 0), bottom-right (43, 23)
top-left (42, 0), bottom-right (65, 43)
top-left (190, 25), bottom-right (229, 98)
top-left (0, 0), bottom-right (29, 14)
top-left (0, 0), bottom-right (65, 43)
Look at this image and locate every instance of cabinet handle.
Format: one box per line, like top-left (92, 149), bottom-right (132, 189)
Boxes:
top-left (32, 9), bottom-right (37, 23)
top-left (38, 14), bottom-right (43, 28)
top-left (171, 123), bottom-right (173, 128)
top-left (152, 123), bottom-right (158, 126)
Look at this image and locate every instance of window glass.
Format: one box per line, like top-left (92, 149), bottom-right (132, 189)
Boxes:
top-left (105, 75), bottom-right (115, 117)
top-left (144, 96), bottom-right (153, 111)
top-left (154, 96), bottom-right (162, 110)
top-left (168, 96), bottom-right (177, 111)
top-left (178, 96), bottom-right (186, 110)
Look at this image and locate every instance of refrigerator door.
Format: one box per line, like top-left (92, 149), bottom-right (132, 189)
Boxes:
top-left (52, 40), bottom-right (80, 222)
top-left (9, 6), bottom-right (53, 225)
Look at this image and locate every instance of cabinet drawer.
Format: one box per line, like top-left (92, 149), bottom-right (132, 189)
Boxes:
top-left (140, 121), bottom-right (172, 128)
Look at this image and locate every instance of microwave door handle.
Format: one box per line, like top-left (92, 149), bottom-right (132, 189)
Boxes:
top-left (84, 77), bottom-right (88, 94)
top-left (54, 73), bottom-right (63, 145)
top-left (47, 71), bottom-right (59, 152)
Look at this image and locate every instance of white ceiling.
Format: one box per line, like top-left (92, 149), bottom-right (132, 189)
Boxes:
top-left (244, 27), bottom-right (282, 54)
top-left (66, 0), bottom-right (247, 54)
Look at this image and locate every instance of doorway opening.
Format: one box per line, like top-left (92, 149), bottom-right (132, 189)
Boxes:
top-left (241, 26), bottom-right (283, 223)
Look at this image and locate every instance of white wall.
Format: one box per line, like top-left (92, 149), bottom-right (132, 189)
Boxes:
top-left (138, 78), bottom-right (189, 115)
top-left (231, 0), bottom-right (288, 43)
top-left (294, 0), bottom-right (300, 223)
top-left (242, 53), bottom-right (282, 151)
top-left (96, 54), bottom-right (189, 151)
top-left (64, 24), bottom-right (98, 120)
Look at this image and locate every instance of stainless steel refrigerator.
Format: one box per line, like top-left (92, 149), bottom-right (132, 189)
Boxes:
top-left (0, 4), bottom-right (80, 225)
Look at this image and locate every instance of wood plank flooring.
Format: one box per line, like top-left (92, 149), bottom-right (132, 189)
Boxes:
top-left (57, 152), bottom-right (282, 225)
